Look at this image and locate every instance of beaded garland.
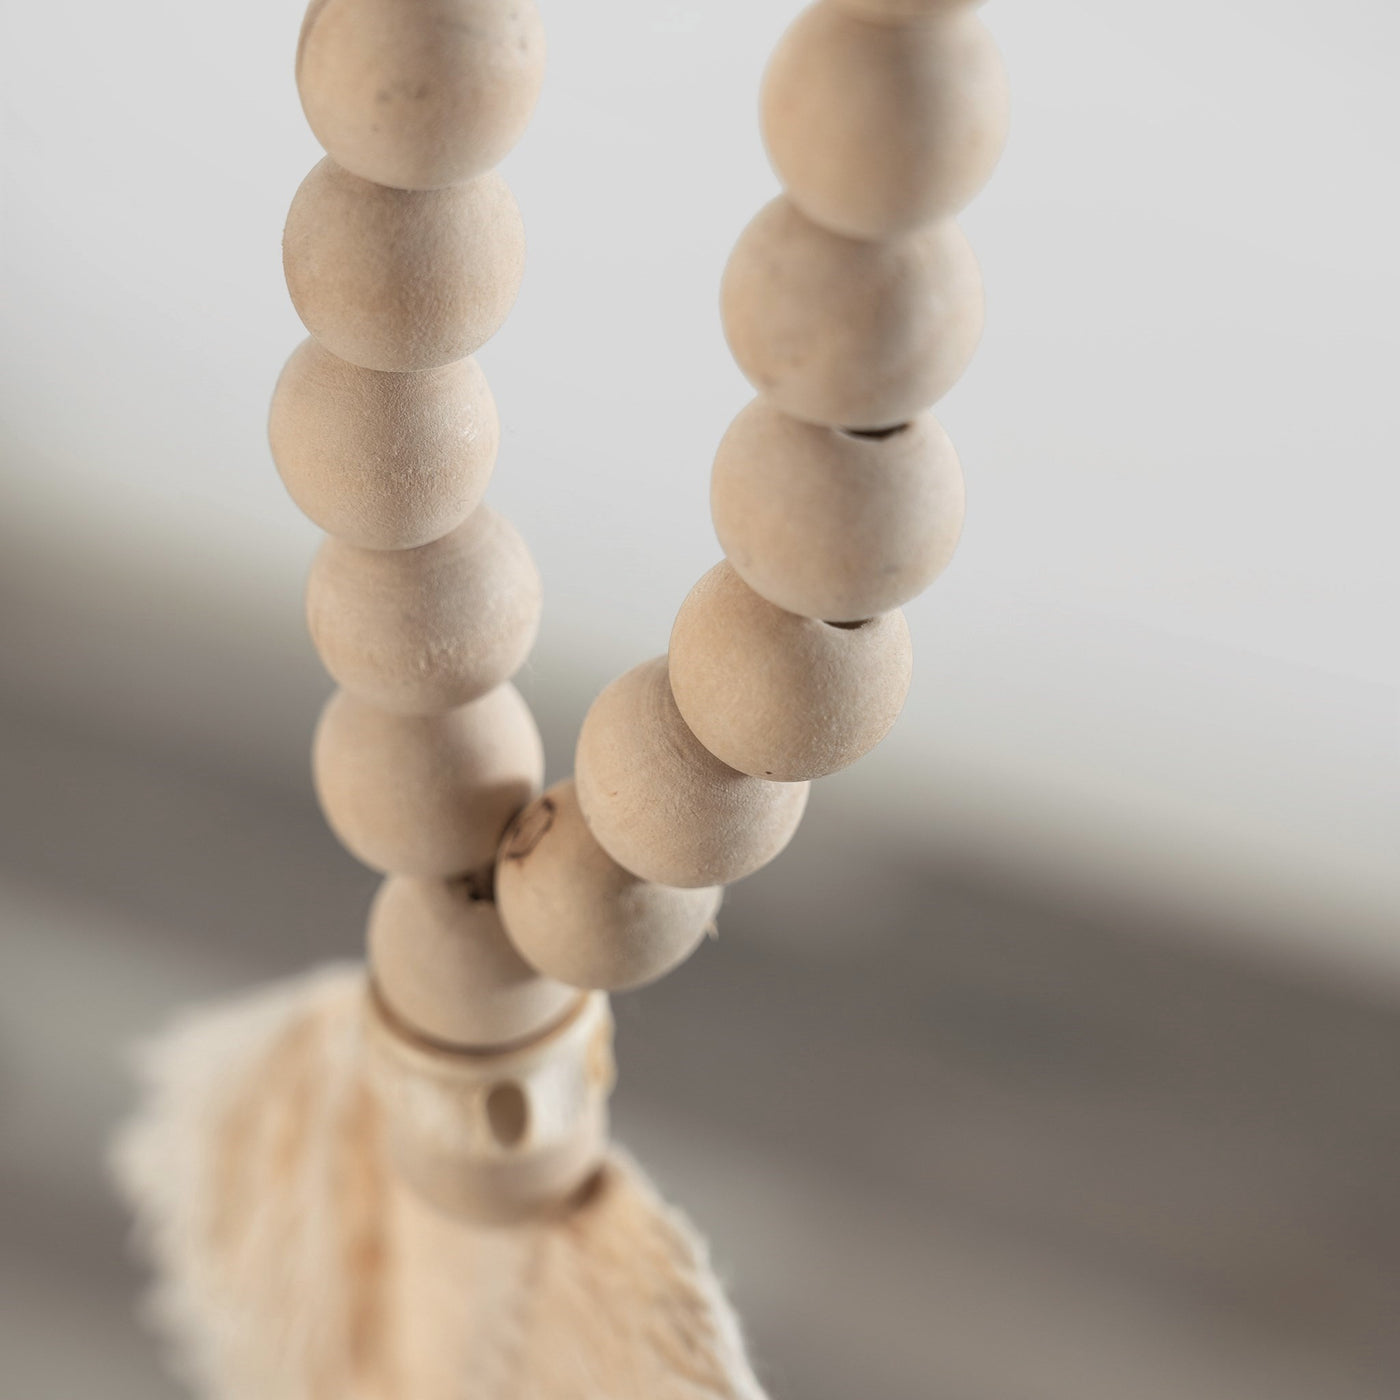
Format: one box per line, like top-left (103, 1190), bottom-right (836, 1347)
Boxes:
top-left (273, 0), bottom-right (1006, 1221)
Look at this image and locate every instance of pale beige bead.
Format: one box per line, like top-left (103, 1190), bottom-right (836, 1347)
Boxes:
top-left (496, 781), bottom-right (720, 993)
top-left (762, 3), bottom-right (1007, 240)
top-left (368, 874), bottom-right (578, 1048)
top-left (283, 159), bottom-right (525, 372)
top-left (831, 0), bottom-right (987, 28)
top-left (574, 658), bottom-right (809, 889)
top-left (306, 506), bottom-right (541, 715)
top-left (669, 563), bottom-right (912, 782)
top-left (711, 399), bottom-right (964, 621)
top-left (721, 197), bottom-right (983, 429)
top-left (269, 339), bottom-right (498, 550)
top-left (297, 0), bottom-right (546, 191)
top-left (365, 984), bottom-right (612, 1224)
top-left (312, 684), bottom-right (542, 877)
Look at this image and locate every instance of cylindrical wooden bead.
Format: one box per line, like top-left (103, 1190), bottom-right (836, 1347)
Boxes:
top-left (306, 505), bottom-right (541, 715)
top-left (496, 781), bottom-right (720, 993)
top-left (721, 197), bottom-right (982, 429)
top-left (711, 399), bottom-right (964, 621)
top-left (574, 657), bottom-right (810, 889)
top-left (365, 983), bottom-right (612, 1224)
top-left (297, 0), bottom-right (546, 191)
top-left (762, 2), bottom-right (1008, 240)
top-left (312, 684), bottom-right (543, 878)
top-left (368, 874), bottom-right (578, 1048)
top-left (284, 159), bottom-right (525, 372)
top-left (669, 563), bottom-right (912, 782)
top-left (269, 339), bottom-right (498, 550)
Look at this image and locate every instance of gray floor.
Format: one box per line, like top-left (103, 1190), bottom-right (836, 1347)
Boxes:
top-left (3, 687), bottom-right (1399, 1400)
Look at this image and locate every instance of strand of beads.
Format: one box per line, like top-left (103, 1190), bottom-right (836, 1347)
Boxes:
top-left (271, 0), bottom-right (612, 1224)
top-left (497, 0), bottom-right (1006, 988)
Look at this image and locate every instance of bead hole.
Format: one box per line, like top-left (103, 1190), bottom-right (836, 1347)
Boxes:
top-left (501, 795), bottom-right (556, 862)
top-left (839, 423), bottom-right (911, 442)
top-left (454, 868), bottom-right (495, 902)
top-left (825, 618), bottom-right (874, 630)
top-left (485, 1081), bottom-right (529, 1148)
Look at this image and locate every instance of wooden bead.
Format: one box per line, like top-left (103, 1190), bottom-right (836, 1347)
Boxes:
top-left (365, 984), bottom-right (612, 1224)
top-left (574, 658), bottom-right (809, 888)
top-left (831, 1), bottom-right (989, 29)
top-left (283, 159), bottom-right (525, 372)
top-left (269, 339), bottom-right (498, 550)
top-left (368, 874), bottom-right (578, 1048)
top-left (762, 3), bottom-right (1008, 240)
top-left (297, 0), bottom-right (546, 191)
top-left (312, 684), bottom-right (543, 878)
top-left (721, 197), bottom-right (982, 429)
top-left (711, 399), bottom-right (964, 621)
top-left (497, 781), bottom-right (720, 993)
top-left (306, 505), bottom-right (541, 715)
top-left (669, 562), bottom-right (912, 781)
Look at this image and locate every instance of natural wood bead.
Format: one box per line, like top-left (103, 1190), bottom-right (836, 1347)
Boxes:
top-left (711, 399), bottom-right (964, 621)
top-left (283, 158), bottom-right (525, 372)
top-left (762, 2), bottom-right (1008, 240)
top-left (721, 197), bottom-right (982, 429)
top-left (574, 658), bottom-right (809, 888)
top-left (368, 874), bottom-right (578, 1048)
top-left (297, 0), bottom-right (546, 191)
top-left (306, 505), bottom-right (541, 715)
top-left (497, 781), bottom-right (720, 993)
top-left (365, 984), bottom-right (612, 1224)
top-left (831, 1), bottom-right (988, 29)
top-left (669, 562), bottom-right (912, 782)
top-left (312, 684), bottom-right (543, 878)
top-left (269, 339), bottom-right (498, 550)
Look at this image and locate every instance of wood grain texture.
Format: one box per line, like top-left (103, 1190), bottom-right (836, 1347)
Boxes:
top-left (574, 657), bottom-right (810, 889)
top-left (298, 0), bottom-right (546, 190)
top-left (364, 983), bottom-right (612, 1224)
top-left (669, 562), bottom-right (912, 782)
top-left (497, 780), bottom-right (720, 993)
top-left (763, 2), bottom-right (1007, 239)
top-left (269, 340), bottom-right (498, 551)
top-left (312, 684), bottom-right (542, 878)
top-left (368, 874), bottom-right (577, 1049)
top-left (711, 398), bottom-right (964, 621)
top-left (283, 160), bottom-right (525, 372)
top-left (306, 505), bottom-right (541, 715)
top-left (721, 198), bottom-right (983, 429)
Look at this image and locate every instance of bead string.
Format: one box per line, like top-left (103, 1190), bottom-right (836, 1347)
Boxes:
top-left (273, 0), bottom-right (1006, 1223)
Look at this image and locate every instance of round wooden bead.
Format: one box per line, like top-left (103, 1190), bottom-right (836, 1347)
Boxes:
top-left (368, 874), bottom-right (578, 1048)
top-left (269, 339), bottom-right (498, 550)
top-left (283, 159), bottom-right (525, 372)
top-left (669, 563), bottom-right (912, 782)
top-left (312, 684), bottom-right (543, 878)
top-left (497, 781), bottom-right (720, 993)
top-left (831, 0), bottom-right (987, 28)
top-left (711, 399), bottom-right (964, 621)
top-left (721, 197), bottom-right (983, 429)
top-left (306, 505), bottom-right (541, 715)
top-left (762, 3), bottom-right (1008, 240)
top-left (297, 0), bottom-right (546, 191)
top-left (365, 984), bottom-right (612, 1224)
top-left (574, 657), bottom-right (810, 889)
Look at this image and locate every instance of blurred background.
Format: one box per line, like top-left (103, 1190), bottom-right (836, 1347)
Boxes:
top-left (2, 0), bottom-right (1398, 1395)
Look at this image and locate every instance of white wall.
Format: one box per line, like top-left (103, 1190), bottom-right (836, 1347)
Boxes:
top-left (3, 1), bottom-right (1397, 969)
